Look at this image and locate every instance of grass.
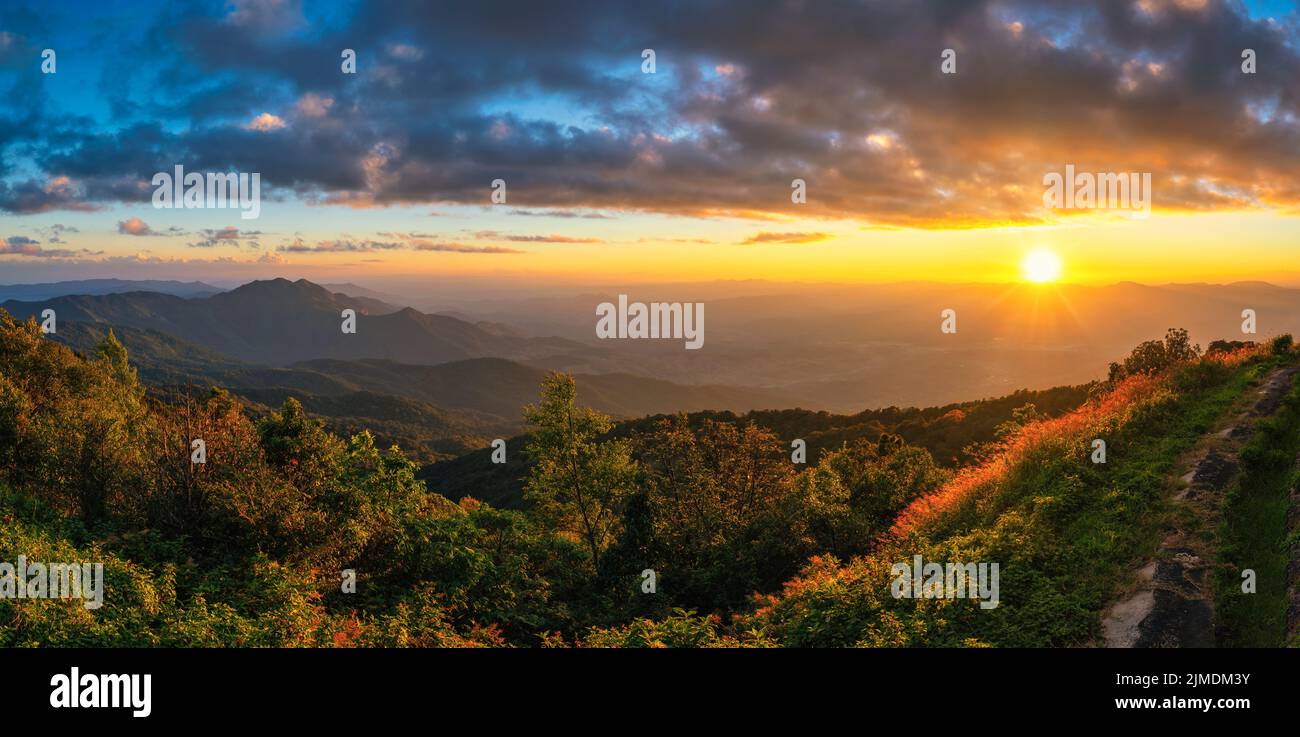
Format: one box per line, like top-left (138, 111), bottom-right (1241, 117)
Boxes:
top-left (988, 358), bottom-right (1274, 645)
top-left (1215, 372), bottom-right (1300, 647)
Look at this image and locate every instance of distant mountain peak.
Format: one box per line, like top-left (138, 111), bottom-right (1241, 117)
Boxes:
top-left (227, 277), bottom-right (334, 298)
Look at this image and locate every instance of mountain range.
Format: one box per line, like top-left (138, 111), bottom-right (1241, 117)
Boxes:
top-left (0, 278), bottom-right (223, 302)
top-left (4, 278), bottom-right (581, 367)
top-left (8, 276), bottom-right (1300, 459)
top-left (30, 285), bottom-right (801, 460)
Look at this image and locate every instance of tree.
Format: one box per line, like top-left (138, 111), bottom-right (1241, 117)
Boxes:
top-left (616, 416), bottom-right (804, 613)
top-left (1108, 328), bottom-right (1201, 382)
top-left (818, 434), bottom-right (948, 525)
top-left (1207, 339), bottom-right (1253, 355)
top-left (1271, 334), bottom-right (1293, 355)
top-left (523, 373), bottom-right (637, 573)
top-left (95, 329), bottom-right (138, 388)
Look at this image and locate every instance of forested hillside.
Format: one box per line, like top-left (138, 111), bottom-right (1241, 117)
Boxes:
top-left (49, 320), bottom-right (803, 463)
top-left (420, 383), bottom-right (1093, 508)
top-left (2, 308), bottom-right (1294, 647)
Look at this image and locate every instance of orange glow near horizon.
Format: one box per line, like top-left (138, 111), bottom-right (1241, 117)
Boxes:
top-left (348, 210), bottom-right (1299, 286)
top-left (14, 207), bottom-right (1300, 288)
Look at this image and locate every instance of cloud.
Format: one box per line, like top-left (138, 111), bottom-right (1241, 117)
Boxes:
top-left (0, 177), bottom-right (97, 214)
top-left (117, 217), bottom-right (160, 236)
top-left (379, 231), bottom-right (525, 253)
top-left (5, 0), bottom-right (1300, 227)
top-left (472, 230), bottom-right (604, 243)
top-left (278, 238), bottom-right (405, 253)
top-left (224, 0), bottom-right (305, 34)
top-left (188, 226), bottom-right (264, 248)
top-left (740, 231), bottom-right (831, 244)
top-left (295, 92), bottom-right (334, 118)
top-left (276, 233), bottom-right (522, 254)
top-left (1, 236), bottom-right (96, 258)
top-left (508, 208), bottom-right (613, 219)
top-left (246, 113), bottom-right (288, 132)
top-left (36, 224), bottom-right (79, 243)
top-left (411, 241), bottom-right (522, 254)
top-left (386, 43), bottom-right (424, 62)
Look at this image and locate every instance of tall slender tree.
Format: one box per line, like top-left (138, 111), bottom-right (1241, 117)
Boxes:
top-left (523, 373), bottom-right (637, 573)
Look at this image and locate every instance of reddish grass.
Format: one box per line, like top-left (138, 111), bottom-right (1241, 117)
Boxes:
top-left (888, 371), bottom-right (1168, 538)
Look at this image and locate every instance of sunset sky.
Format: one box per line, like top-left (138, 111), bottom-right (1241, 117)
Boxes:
top-left (1, 0), bottom-right (1298, 286)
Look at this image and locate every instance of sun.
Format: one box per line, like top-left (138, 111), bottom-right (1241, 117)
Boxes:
top-left (1021, 248), bottom-right (1063, 283)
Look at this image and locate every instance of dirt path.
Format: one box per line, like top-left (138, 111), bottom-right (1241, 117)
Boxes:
top-left (1101, 364), bottom-right (1300, 648)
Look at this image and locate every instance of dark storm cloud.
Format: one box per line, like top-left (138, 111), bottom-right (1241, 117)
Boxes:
top-left (0, 178), bottom-right (99, 214)
top-left (4, 0), bottom-right (1300, 225)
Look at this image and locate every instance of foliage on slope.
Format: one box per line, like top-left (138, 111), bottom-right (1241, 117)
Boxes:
top-left (0, 310), bottom-right (574, 646)
top-left (731, 336), bottom-right (1291, 647)
top-left (0, 308), bottom-right (954, 646)
top-left (423, 382), bottom-right (1092, 509)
